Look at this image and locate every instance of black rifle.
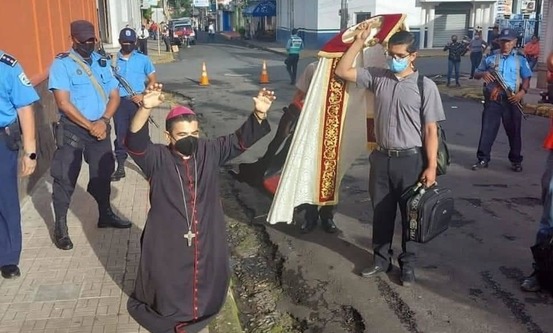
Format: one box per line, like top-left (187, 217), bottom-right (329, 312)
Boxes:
top-left (489, 65), bottom-right (528, 119)
top-left (96, 35), bottom-right (159, 128)
top-left (109, 55), bottom-right (159, 128)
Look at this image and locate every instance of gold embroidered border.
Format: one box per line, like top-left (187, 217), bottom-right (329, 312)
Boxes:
top-left (318, 58), bottom-right (347, 202)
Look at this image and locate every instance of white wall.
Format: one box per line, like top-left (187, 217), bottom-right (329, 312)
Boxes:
top-left (317, 0), bottom-right (341, 30)
top-left (107, 0), bottom-right (142, 45)
top-left (277, 0), bottom-right (290, 29)
top-left (373, 0), bottom-right (421, 27)
top-left (347, 0), bottom-right (377, 26)
top-left (295, 0), bottom-right (318, 31)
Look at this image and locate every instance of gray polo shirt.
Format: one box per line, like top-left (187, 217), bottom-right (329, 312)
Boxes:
top-left (356, 67), bottom-right (446, 149)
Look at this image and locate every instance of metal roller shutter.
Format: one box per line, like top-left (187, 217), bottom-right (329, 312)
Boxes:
top-left (433, 10), bottom-right (469, 47)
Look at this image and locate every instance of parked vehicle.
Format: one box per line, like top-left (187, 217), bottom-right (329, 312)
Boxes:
top-left (171, 23), bottom-right (196, 45)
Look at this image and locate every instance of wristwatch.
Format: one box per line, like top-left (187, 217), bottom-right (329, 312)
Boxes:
top-left (25, 152), bottom-right (37, 160)
top-left (101, 116), bottom-right (110, 124)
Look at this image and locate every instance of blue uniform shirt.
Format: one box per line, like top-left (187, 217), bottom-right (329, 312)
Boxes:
top-left (48, 49), bottom-right (119, 121)
top-left (477, 50), bottom-right (532, 92)
top-left (114, 50), bottom-right (155, 97)
top-left (0, 51), bottom-right (40, 127)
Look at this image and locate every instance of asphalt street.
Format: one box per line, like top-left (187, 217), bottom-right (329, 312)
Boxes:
top-left (155, 36), bottom-right (553, 333)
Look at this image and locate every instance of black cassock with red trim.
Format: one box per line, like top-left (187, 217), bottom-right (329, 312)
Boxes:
top-left (126, 114), bottom-right (270, 333)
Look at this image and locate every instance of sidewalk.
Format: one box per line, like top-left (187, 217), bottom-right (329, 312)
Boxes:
top-left (0, 95), bottom-right (242, 332)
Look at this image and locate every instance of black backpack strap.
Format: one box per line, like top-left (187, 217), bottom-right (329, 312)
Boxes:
top-left (417, 74), bottom-right (425, 124)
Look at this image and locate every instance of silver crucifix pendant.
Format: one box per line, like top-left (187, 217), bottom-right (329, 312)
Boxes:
top-left (184, 230), bottom-right (196, 247)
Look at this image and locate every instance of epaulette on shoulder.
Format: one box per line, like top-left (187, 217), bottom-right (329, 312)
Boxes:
top-left (56, 52), bottom-right (69, 59)
top-left (0, 53), bottom-right (18, 67)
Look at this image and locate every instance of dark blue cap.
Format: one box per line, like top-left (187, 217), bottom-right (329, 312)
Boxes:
top-left (119, 28), bottom-right (137, 42)
top-left (499, 28), bottom-right (517, 41)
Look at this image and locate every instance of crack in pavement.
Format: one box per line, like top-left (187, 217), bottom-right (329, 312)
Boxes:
top-left (481, 271), bottom-right (547, 333)
top-left (376, 277), bottom-right (422, 333)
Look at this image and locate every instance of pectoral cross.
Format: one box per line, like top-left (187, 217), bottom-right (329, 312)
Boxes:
top-left (184, 229), bottom-right (196, 247)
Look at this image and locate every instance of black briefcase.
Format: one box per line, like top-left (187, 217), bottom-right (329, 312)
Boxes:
top-left (402, 182), bottom-right (454, 243)
top-left (531, 235), bottom-right (553, 293)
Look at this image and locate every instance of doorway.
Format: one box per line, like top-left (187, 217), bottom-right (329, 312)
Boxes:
top-left (97, 0), bottom-right (110, 43)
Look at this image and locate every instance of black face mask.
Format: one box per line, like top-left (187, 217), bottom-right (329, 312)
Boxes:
top-left (174, 136), bottom-right (198, 156)
top-left (121, 44), bottom-right (135, 54)
top-left (75, 42), bottom-right (95, 58)
top-left (452, 39), bottom-right (457, 43)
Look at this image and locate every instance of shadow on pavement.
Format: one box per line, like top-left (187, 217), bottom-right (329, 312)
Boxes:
top-left (30, 176), bottom-right (142, 298)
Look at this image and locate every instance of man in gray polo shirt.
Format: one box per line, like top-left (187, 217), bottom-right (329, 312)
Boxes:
top-left (335, 28), bottom-right (446, 286)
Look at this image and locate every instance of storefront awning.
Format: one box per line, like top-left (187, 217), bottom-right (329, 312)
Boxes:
top-left (243, 1), bottom-right (276, 17)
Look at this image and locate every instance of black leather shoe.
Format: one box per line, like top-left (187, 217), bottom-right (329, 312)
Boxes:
top-left (111, 164), bottom-right (126, 181)
top-left (1, 265), bottom-right (21, 279)
top-left (361, 262), bottom-right (392, 278)
top-left (54, 217), bottom-right (73, 250)
top-left (98, 208), bottom-right (132, 229)
top-left (300, 219), bottom-right (317, 234)
top-left (321, 218), bottom-right (338, 234)
top-left (471, 160), bottom-right (489, 170)
top-left (401, 268), bottom-right (416, 287)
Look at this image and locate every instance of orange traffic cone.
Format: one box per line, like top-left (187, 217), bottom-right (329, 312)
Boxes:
top-left (260, 61), bottom-right (270, 84)
top-left (199, 62), bottom-right (210, 86)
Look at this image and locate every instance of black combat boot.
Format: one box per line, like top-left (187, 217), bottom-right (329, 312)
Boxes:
top-left (98, 206), bottom-right (132, 229)
top-left (54, 216), bottom-right (73, 250)
top-left (111, 161), bottom-right (126, 181)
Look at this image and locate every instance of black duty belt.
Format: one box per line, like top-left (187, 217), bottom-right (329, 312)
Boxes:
top-left (377, 146), bottom-right (421, 158)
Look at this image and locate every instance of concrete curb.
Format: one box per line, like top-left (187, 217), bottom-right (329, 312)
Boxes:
top-left (222, 34), bottom-right (447, 59)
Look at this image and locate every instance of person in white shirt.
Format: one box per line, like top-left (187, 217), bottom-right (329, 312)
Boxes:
top-left (138, 25), bottom-right (149, 55)
top-left (208, 23), bottom-right (215, 43)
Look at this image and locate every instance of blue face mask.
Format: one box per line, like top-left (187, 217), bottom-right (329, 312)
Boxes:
top-left (388, 57), bottom-right (410, 73)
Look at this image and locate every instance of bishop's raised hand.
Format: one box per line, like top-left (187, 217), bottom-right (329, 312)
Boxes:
top-left (142, 83), bottom-right (166, 109)
top-left (253, 88), bottom-right (276, 114)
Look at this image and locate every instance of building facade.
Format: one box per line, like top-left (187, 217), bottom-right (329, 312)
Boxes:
top-left (99, 0), bottom-right (143, 48)
top-left (1, 0), bottom-right (98, 200)
top-left (536, 0), bottom-right (551, 88)
top-left (276, 0), bottom-right (498, 49)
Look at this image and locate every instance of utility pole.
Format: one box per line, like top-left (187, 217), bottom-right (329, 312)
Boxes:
top-left (534, 0), bottom-right (542, 37)
top-left (339, 0), bottom-right (348, 31)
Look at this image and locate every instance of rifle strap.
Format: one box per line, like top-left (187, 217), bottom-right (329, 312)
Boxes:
top-left (68, 53), bottom-right (108, 103)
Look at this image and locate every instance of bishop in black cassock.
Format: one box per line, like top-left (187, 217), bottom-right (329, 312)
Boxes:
top-left (125, 84), bottom-right (275, 333)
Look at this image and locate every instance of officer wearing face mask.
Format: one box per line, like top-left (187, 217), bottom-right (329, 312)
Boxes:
top-left (48, 20), bottom-right (130, 251)
top-left (110, 28), bottom-right (157, 181)
top-left (336, 29), bottom-right (446, 287)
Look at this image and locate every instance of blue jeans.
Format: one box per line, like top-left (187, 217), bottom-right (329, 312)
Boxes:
top-left (447, 60), bottom-right (460, 84)
top-left (537, 151), bottom-right (553, 243)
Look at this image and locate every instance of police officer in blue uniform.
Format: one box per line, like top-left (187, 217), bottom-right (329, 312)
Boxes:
top-left (111, 27), bottom-right (156, 181)
top-left (472, 28), bottom-right (532, 172)
top-left (48, 20), bottom-right (131, 251)
top-left (0, 50), bottom-right (39, 279)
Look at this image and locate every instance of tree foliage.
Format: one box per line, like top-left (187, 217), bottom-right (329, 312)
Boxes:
top-left (168, 0), bottom-right (193, 17)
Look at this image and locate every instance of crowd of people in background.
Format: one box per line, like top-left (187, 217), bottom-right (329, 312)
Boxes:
top-left (443, 25), bottom-right (541, 87)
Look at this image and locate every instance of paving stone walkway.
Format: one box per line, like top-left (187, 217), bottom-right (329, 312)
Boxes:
top-left (0, 103), bottom-right (173, 333)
